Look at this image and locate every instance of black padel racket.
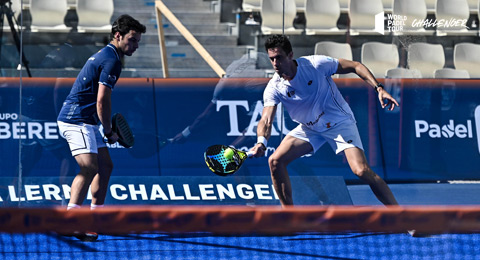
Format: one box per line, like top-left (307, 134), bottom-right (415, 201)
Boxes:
top-left (112, 113), bottom-right (134, 148)
top-left (204, 145), bottom-right (253, 176)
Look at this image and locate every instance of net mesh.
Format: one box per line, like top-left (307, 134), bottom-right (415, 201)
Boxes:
top-left (1, 206), bottom-right (480, 259)
top-left (1, 232), bottom-right (480, 260)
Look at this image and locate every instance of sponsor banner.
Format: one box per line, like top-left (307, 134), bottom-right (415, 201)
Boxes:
top-left (0, 77), bottom-right (379, 182)
top-left (400, 80), bottom-right (480, 177)
top-left (0, 176), bottom-right (352, 206)
top-left (6, 77), bottom-right (479, 182)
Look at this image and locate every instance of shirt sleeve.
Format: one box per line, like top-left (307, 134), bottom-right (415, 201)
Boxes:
top-left (312, 55), bottom-right (339, 76)
top-left (99, 59), bottom-right (122, 89)
top-left (263, 81), bottom-right (279, 107)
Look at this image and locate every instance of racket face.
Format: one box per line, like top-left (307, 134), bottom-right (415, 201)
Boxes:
top-left (113, 113), bottom-right (135, 148)
top-left (204, 145), bottom-right (247, 176)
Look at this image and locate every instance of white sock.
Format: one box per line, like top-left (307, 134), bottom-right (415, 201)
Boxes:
top-left (67, 203), bottom-right (81, 211)
top-left (90, 204), bottom-right (104, 210)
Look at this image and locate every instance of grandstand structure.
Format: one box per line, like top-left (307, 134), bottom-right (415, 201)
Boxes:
top-left (0, 0), bottom-right (480, 78)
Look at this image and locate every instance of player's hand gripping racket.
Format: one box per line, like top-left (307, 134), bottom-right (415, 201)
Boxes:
top-left (204, 145), bottom-right (253, 176)
top-left (111, 113), bottom-right (134, 148)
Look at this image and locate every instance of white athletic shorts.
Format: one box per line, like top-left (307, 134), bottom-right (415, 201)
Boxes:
top-left (57, 121), bottom-right (107, 156)
top-left (287, 121), bottom-right (364, 154)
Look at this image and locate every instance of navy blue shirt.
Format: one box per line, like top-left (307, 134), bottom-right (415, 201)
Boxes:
top-left (57, 44), bottom-right (122, 125)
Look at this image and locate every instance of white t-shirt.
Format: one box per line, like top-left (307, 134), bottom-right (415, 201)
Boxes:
top-left (263, 55), bottom-right (355, 132)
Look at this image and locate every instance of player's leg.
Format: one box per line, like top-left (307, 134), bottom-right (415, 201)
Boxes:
top-left (343, 147), bottom-right (398, 205)
top-left (57, 122), bottom-right (100, 241)
top-left (57, 122), bottom-right (102, 207)
top-left (69, 153), bottom-right (99, 206)
top-left (269, 135), bottom-right (313, 206)
top-left (90, 147), bottom-right (113, 206)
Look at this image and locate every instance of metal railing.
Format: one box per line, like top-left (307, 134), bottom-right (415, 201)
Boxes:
top-left (154, 0), bottom-right (226, 78)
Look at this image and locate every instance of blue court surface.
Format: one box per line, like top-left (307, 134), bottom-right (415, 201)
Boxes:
top-left (1, 183), bottom-right (479, 260)
top-left (1, 232), bottom-right (480, 260)
top-left (348, 182), bottom-right (480, 205)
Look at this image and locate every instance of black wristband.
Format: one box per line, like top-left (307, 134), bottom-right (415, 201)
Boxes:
top-left (375, 83), bottom-right (384, 92)
top-left (257, 142), bottom-right (266, 150)
top-left (104, 131), bottom-right (113, 138)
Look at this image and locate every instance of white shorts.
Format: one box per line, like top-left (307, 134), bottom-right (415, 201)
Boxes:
top-left (57, 121), bottom-right (106, 156)
top-left (287, 121), bottom-right (364, 154)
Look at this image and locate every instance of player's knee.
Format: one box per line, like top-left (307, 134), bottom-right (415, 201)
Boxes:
top-left (351, 165), bottom-right (372, 179)
top-left (268, 154), bottom-right (285, 171)
top-left (80, 164), bottom-right (98, 176)
top-left (268, 155), bottom-right (277, 169)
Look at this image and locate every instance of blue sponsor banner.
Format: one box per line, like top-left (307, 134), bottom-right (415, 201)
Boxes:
top-left (398, 79), bottom-right (480, 179)
top-left (0, 176), bottom-right (352, 206)
top-left (1, 77), bottom-right (478, 189)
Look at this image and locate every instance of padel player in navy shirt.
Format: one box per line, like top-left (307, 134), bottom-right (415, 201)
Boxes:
top-left (57, 14), bottom-right (146, 242)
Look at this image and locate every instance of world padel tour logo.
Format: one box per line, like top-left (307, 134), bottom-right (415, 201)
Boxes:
top-left (374, 12), bottom-right (469, 35)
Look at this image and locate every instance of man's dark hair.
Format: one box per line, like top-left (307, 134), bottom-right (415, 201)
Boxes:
top-left (111, 14), bottom-right (146, 39)
top-left (264, 35), bottom-right (293, 55)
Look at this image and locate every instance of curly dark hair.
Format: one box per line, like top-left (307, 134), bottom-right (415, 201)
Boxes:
top-left (110, 14), bottom-right (146, 40)
top-left (264, 35), bottom-right (293, 55)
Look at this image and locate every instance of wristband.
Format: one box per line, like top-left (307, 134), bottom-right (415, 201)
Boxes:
top-left (257, 136), bottom-right (267, 148)
top-left (375, 83), bottom-right (384, 92)
top-left (181, 126), bottom-right (191, 137)
top-left (104, 131), bottom-right (113, 138)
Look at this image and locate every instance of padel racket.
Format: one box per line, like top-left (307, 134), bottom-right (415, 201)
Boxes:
top-left (204, 145), bottom-right (253, 176)
top-left (112, 113), bottom-right (134, 148)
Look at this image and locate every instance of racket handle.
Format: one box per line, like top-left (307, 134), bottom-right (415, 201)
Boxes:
top-left (246, 150), bottom-right (254, 157)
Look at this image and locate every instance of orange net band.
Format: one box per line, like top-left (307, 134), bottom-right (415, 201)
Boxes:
top-left (2, 205), bottom-right (480, 234)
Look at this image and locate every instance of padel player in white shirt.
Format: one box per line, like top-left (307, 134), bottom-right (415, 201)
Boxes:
top-left (250, 35), bottom-right (400, 207)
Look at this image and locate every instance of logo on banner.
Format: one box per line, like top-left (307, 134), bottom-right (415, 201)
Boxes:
top-left (415, 120), bottom-right (473, 139)
top-left (375, 12), bottom-right (406, 35)
top-left (216, 100), bottom-right (291, 137)
top-left (0, 113), bottom-right (59, 140)
top-left (375, 12), bottom-right (468, 35)
top-left (415, 105), bottom-right (480, 155)
top-left (0, 181), bottom-right (279, 204)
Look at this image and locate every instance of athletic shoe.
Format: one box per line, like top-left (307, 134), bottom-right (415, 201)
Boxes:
top-left (73, 231), bottom-right (98, 242)
top-left (407, 230), bottom-right (431, 237)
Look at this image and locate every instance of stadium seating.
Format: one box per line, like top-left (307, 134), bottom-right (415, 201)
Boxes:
top-left (434, 68), bottom-right (470, 78)
top-left (392, 0), bottom-right (433, 35)
top-left (361, 42), bottom-right (399, 78)
top-left (386, 68), bottom-right (422, 78)
top-left (314, 41), bottom-right (352, 59)
top-left (260, 0), bottom-right (302, 34)
top-left (304, 0), bottom-right (346, 35)
top-left (467, 0), bottom-right (478, 12)
top-left (435, 0), bottom-right (475, 36)
top-left (314, 41), bottom-right (357, 78)
top-left (407, 42), bottom-right (445, 78)
top-left (242, 0), bottom-right (261, 12)
top-left (382, 0), bottom-right (392, 12)
top-left (29, 0), bottom-right (70, 32)
top-left (453, 43), bottom-right (480, 78)
top-left (339, 0), bottom-right (349, 12)
top-left (348, 0), bottom-right (384, 35)
top-left (295, 0), bottom-right (305, 12)
top-left (76, 0), bottom-right (114, 33)
top-left (425, 0), bottom-right (436, 13)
